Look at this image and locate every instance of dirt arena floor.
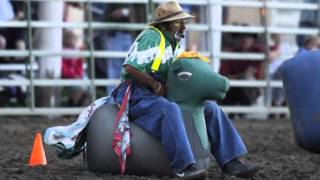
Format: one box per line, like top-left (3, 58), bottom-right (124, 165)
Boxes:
top-left (1, 115), bottom-right (319, 180)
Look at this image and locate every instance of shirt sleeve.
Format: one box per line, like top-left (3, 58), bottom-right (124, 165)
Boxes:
top-left (123, 29), bottom-right (161, 73)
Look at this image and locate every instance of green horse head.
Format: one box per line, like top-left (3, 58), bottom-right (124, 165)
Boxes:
top-left (167, 57), bottom-right (230, 105)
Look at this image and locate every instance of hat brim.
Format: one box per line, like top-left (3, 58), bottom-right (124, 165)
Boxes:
top-left (149, 11), bottom-right (194, 25)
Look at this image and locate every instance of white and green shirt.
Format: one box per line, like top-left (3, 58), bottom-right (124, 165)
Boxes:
top-left (121, 27), bottom-right (182, 82)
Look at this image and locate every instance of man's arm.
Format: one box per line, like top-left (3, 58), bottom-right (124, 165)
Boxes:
top-left (124, 64), bottom-right (166, 96)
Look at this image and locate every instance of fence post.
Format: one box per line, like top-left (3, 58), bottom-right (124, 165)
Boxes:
top-left (208, 0), bottom-right (222, 73)
top-left (87, 0), bottom-right (97, 101)
top-left (26, 0), bottom-right (35, 111)
top-left (260, 0), bottom-right (271, 111)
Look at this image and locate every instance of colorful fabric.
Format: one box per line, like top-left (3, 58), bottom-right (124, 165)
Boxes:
top-left (112, 84), bottom-right (132, 175)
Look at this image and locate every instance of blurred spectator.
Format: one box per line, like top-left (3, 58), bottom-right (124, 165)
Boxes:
top-left (0, 34), bottom-right (26, 106)
top-left (61, 30), bottom-right (90, 107)
top-left (0, 35), bottom-right (6, 50)
top-left (7, 1), bottom-right (27, 50)
top-left (297, 0), bottom-right (317, 47)
top-left (91, 5), bottom-right (134, 95)
top-left (63, 2), bottom-right (85, 48)
top-left (91, 3), bottom-right (109, 80)
top-left (183, 5), bottom-right (206, 51)
top-left (296, 35), bottom-right (319, 54)
top-left (220, 33), bottom-right (264, 106)
top-left (0, 35), bottom-right (9, 74)
top-left (91, 4), bottom-right (145, 97)
top-left (269, 34), bottom-right (295, 78)
top-left (0, 0), bottom-right (14, 22)
top-left (91, 3), bottom-right (107, 22)
top-left (105, 6), bottom-right (133, 95)
top-left (268, 34), bottom-right (295, 108)
top-left (62, 30), bottom-right (84, 79)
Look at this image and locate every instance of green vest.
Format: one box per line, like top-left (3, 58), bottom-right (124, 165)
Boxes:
top-left (121, 27), bottom-right (180, 82)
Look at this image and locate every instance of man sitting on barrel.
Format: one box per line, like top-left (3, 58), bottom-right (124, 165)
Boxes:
top-left (111, 1), bottom-right (259, 179)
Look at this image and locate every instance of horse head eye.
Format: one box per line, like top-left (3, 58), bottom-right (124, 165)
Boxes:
top-left (177, 71), bottom-right (192, 81)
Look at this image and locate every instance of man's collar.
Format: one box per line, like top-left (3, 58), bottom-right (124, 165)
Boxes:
top-left (162, 30), bottom-right (177, 45)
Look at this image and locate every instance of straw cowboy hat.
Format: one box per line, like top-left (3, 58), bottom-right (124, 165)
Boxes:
top-left (149, 1), bottom-right (194, 25)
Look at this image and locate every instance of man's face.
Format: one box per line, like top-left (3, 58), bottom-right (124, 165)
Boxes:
top-left (168, 19), bottom-right (188, 41)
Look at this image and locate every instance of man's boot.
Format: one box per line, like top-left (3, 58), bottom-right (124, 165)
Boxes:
top-left (222, 158), bottom-right (259, 178)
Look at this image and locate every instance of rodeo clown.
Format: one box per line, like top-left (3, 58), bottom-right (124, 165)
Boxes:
top-left (44, 1), bottom-right (259, 179)
top-left (110, 1), bottom-right (259, 179)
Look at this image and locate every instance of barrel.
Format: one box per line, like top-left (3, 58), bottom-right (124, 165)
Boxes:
top-left (280, 51), bottom-right (320, 153)
top-left (86, 104), bottom-right (211, 176)
top-left (86, 104), bottom-right (172, 176)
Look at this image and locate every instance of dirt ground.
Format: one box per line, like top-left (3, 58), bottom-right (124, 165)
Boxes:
top-left (0, 115), bottom-right (320, 180)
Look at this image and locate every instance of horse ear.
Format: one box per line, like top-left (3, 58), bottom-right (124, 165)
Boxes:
top-left (170, 60), bottom-right (182, 72)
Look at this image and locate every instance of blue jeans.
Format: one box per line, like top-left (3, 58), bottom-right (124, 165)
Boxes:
top-left (204, 101), bottom-right (247, 166)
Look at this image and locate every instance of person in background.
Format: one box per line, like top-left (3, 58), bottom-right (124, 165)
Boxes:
top-left (0, 35), bottom-right (6, 50)
top-left (5, 1), bottom-right (28, 51)
top-left (0, 34), bottom-right (26, 106)
top-left (220, 33), bottom-right (264, 107)
top-left (111, 1), bottom-right (258, 179)
top-left (182, 5), bottom-right (206, 52)
top-left (91, 3), bottom-right (108, 80)
top-left (267, 34), bottom-right (295, 118)
top-left (0, 34), bottom-right (9, 75)
top-left (296, 35), bottom-right (319, 54)
top-left (90, 4), bottom-right (134, 95)
top-left (297, 0), bottom-right (318, 47)
top-left (104, 5), bottom-right (133, 95)
top-left (62, 30), bottom-right (90, 107)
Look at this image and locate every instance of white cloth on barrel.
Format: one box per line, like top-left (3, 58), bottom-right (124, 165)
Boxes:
top-left (44, 96), bottom-right (112, 149)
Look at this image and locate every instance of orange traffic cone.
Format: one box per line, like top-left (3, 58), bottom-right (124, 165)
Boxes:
top-left (29, 133), bottom-right (47, 166)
